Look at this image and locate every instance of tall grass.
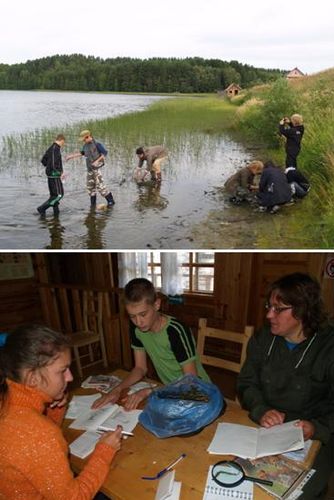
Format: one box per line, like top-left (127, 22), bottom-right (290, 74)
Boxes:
top-left (0, 96), bottom-right (236, 173)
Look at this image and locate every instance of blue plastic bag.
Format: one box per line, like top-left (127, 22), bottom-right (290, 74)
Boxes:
top-left (0, 333), bottom-right (8, 347)
top-left (139, 374), bottom-right (225, 438)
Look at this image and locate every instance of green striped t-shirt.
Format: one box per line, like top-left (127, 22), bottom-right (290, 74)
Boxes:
top-left (130, 315), bottom-right (210, 384)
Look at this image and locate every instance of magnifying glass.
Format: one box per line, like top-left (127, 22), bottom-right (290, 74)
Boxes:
top-left (212, 460), bottom-right (273, 488)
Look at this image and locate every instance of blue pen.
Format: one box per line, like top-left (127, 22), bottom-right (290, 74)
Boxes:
top-left (141, 453), bottom-right (186, 480)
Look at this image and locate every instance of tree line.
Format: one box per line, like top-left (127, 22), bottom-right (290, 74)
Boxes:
top-left (0, 54), bottom-right (285, 93)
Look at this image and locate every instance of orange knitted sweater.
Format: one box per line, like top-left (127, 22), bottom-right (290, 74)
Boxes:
top-left (0, 379), bottom-right (117, 500)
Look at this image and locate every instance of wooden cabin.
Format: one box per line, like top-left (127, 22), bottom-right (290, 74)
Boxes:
top-left (286, 67), bottom-right (305, 79)
top-left (224, 83), bottom-right (242, 97)
top-left (1, 251), bottom-right (333, 400)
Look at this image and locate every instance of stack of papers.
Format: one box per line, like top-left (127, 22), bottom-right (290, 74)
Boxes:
top-left (81, 374), bottom-right (122, 392)
top-left (207, 421), bottom-right (304, 459)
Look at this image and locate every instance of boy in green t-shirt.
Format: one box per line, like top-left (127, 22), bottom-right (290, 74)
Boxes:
top-left (92, 278), bottom-right (210, 410)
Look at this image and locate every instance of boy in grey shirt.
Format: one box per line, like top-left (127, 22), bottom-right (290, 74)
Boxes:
top-left (66, 130), bottom-right (115, 207)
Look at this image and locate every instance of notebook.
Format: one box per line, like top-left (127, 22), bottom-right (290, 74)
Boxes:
top-left (203, 466), bottom-right (253, 500)
top-left (207, 421), bottom-right (303, 459)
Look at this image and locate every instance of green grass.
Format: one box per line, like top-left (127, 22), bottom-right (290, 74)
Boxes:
top-left (230, 70), bottom-right (334, 247)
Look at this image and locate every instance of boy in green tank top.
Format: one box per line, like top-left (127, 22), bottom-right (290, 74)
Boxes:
top-left (93, 278), bottom-right (210, 410)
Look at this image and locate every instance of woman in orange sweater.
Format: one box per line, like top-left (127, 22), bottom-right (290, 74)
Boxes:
top-left (0, 324), bottom-right (122, 500)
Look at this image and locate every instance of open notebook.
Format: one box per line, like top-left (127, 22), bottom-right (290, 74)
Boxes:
top-left (203, 466), bottom-right (253, 500)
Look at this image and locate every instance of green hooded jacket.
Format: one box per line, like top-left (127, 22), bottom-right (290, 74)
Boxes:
top-left (237, 323), bottom-right (334, 444)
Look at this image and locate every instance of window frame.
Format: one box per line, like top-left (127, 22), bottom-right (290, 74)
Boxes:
top-left (147, 252), bottom-right (215, 295)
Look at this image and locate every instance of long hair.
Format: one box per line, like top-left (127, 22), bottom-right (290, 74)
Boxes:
top-left (0, 324), bottom-right (69, 410)
top-left (267, 273), bottom-right (327, 338)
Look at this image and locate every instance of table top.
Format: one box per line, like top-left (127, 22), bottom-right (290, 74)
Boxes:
top-left (63, 370), bottom-right (320, 500)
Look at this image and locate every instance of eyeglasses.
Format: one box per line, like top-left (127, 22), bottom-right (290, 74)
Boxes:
top-left (265, 303), bottom-right (293, 314)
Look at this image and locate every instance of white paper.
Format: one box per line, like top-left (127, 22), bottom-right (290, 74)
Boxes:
top-left (69, 403), bottom-right (120, 430)
top-left (155, 471), bottom-right (175, 500)
top-left (98, 406), bottom-right (142, 434)
top-left (127, 381), bottom-right (157, 395)
top-left (155, 471), bottom-right (181, 500)
top-left (282, 439), bottom-right (312, 462)
top-left (65, 394), bottom-right (101, 419)
top-left (69, 430), bottom-right (101, 459)
top-left (207, 421), bottom-right (304, 459)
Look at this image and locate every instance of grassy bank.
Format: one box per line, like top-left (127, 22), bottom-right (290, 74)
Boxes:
top-left (230, 69), bottom-right (334, 247)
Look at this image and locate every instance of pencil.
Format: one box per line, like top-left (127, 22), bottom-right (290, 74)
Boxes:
top-left (97, 427), bottom-right (134, 436)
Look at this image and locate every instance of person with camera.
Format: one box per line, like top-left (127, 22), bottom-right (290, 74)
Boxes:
top-left (279, 114), bottom-right (304, 169)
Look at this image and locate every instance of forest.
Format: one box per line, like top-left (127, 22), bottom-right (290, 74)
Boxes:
top-left (0, 54), bottom-right (285, 93)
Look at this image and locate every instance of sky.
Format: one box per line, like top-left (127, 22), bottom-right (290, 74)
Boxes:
top-left (1, 0), bottom-right (333, 74)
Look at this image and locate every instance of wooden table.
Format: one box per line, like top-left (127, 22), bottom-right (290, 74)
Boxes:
top-left (63, 370), bottom-right (320, 500)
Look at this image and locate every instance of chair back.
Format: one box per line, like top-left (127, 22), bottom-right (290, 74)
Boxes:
top-left (197, 318), bottom-right (254, 374)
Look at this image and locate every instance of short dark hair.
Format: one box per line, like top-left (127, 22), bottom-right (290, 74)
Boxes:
top-left (124, 278), bottom-right (157, 305)
top-left (136, 147), bottom-right (145, 155)
top-left (0, 324), bottom-right (69, 409)
top-left (267, 272), bottom-right (327, 338)
top-left (264, 160), bottom-right (276, 168)
top-left (56, 134), bottom-right (65, 141)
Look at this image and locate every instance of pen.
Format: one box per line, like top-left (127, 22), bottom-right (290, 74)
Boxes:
top-left (142, 453), bottom-right (186, 480)
top-left (97, 427), bottom-right (134, 436)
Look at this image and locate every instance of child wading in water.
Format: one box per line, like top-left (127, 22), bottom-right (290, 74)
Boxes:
top-left (37, 134), bottom-right (66, 216)
top-left (66, 130), bottom-right (115, 208)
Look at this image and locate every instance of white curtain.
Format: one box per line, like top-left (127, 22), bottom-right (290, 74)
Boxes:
top-left (118, 252), bottom-right (183, 296)
top-left (118, 253), bottom-right (148, 287)
top-left (161, 252), bottom-right (183, 296)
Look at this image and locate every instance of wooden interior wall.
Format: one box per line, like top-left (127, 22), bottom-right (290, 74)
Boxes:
top-left (33, 252), bottom-right (117, 289)
top-left (0, 278), bottom-right (42, 331)
top-left (247, 252), bottom-right (332, 329)
top-left (1, 252), bottom-right (333, 392)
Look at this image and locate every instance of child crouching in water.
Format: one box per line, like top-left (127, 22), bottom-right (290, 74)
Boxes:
top-left (0, 324), bottom-right (122, 500)
top-left (224, 160), bottom-right (264, 204)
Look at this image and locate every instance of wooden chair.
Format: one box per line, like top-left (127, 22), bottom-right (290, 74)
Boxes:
top-left (69, 290), bottom-right (108, 379)
top-left (197, 318), bottom-right (254, 400)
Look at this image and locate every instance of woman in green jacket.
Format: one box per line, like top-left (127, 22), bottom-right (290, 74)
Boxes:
top-left (237, 272), bottom-right (334, 500)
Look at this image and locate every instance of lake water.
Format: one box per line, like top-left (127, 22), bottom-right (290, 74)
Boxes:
top-left (0, 90), bottom-right (255, 250)
top-left (0, 90), bottom-right (164, 137)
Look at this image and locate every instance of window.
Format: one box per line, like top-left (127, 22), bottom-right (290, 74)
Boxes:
top-left (147, 252), bottom-right (215, 294)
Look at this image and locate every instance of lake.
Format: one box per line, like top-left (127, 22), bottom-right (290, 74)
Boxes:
top-left (0, 90), bottom-right (255, 249)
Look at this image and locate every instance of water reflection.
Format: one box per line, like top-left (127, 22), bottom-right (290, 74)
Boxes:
top-left (42, 217), bottom-right (66, 249)
top-left (134, 182), bottom-right (169, 212)
top-left (84, 208), bottom-right (110, 249)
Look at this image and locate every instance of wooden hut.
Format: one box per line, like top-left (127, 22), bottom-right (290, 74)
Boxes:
top-left (224, 83), bottom-right (242, 97)
top-left (286, 67), bottom-right (305, 79)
